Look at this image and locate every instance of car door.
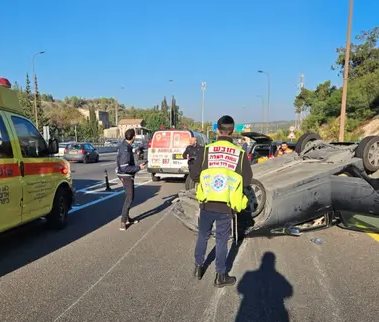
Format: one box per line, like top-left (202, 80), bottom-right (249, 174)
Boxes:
top-left (9, 115), bottom-right (55, 223)
top-left (339, 212), bottom-right (379, 234)
top-left (0, 112), bottom-right (22, 232)
top-left (85, 144), bottom-right (95, 161)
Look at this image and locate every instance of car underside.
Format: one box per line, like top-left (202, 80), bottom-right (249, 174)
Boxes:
top-left (170, 134), bottom-right (379, 237)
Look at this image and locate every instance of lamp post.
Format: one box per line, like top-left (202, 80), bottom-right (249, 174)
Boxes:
top-left (339, 0), bottom-right (354, 142)
top-left (258, 70), bottom-right (270, 132)
top-left (32, 51), bottom-right (46, 130)
top-left (256, 95), bottom-right (265, 133)
top-left (201, 81), bottom-right (207, 132)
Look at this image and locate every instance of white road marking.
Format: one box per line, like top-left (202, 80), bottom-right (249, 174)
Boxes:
top-left (75, 178), bottom-right (119, 193)
top-left (98, 161), bottom-right (116, 166)
top-left (54, 207), bottom-right (169, 321)
top-left (69, 180), bottom-right (152, 214)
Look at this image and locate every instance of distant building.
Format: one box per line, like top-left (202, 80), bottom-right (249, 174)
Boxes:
top-left (117, 118), bottom-right (151, 140)
top-left (77, 108), bottom-right (110, 129)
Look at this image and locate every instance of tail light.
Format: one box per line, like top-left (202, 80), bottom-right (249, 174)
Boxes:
top-left (81, 149), bottom-right (86, 154)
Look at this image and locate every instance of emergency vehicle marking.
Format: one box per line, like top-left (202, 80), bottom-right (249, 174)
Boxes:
top-left (0, 164), bottom-right (20, 178)
top-left (207, 146), bottom-right (240, 171)
top-left (24, 162), bottom-right (67, 176)
top-left (0, 185), bottom-right (10, 204)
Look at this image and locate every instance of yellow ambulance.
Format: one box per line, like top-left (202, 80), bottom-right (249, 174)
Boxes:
top-left (0, 77), bottom-right (73, 233)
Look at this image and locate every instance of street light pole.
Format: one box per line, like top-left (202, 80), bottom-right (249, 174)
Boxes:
top-left (258, 70), bottom-right (270, 132)
top-left (201, 81), bottom-right (207, 132)
top-left (32, 51), bottom-right (46, 130)
top-left (256, 95), bottom-right (265, 133)
top-left (339, 0), bottom-right (354, 142)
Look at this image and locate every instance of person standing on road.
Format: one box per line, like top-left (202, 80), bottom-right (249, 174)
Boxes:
top-left (183, 137), bottom-right (203, 178)
top-left (117, 128), bottom-right (146, 231)
top-left (191, 115), bottom-right (252, 287)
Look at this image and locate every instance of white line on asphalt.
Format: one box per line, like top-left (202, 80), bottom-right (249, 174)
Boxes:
top-left (54, 205), bottom-right (168, 321)
top-left (98, 161), bottom-right (116, 166)
top-left (69, 180), bottom-right (152, 214)
top-left (75, 178), bottom-right (119, 193)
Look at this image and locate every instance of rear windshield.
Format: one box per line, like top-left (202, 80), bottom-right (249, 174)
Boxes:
top-left (151, 131), bottom-right (191, 149)
top-left (68, 144), bottom-right (83, 150)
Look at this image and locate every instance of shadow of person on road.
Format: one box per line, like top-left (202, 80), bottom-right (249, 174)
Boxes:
top-left (135, 194), bottom-right (177, 222)
top-left (236, 252), bottom-right (293, 322)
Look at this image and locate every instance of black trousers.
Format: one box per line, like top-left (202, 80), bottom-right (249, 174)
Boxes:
top-left (119, 176), bottom-right (134, 223)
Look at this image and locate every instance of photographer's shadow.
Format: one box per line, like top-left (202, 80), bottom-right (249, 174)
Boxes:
top-left (236, 252), bottom-right (293, 322)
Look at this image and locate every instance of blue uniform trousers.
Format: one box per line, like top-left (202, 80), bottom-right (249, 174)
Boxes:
top-left (194, 209), bottom-right (231, 274)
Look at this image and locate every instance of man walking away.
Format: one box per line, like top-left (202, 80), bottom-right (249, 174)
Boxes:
top-left (117, 129), bottom-right (146, 230)
top-left (192, 115), bottom-right (252, 287)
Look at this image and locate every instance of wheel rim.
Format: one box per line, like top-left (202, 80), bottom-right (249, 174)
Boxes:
top-left (251, 182), bottom-right (264, 214)
top-left (368, 141), bottom-right (379, 167)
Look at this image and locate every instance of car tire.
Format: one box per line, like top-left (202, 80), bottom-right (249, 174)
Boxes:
top-left (295, 132), bottom-right (321, 154)
top-left (151, 173), bottom-right (160, 182)
top-left (249, 178), bottom-right (266, 217)
top-left (95, 155), bottom-right (99, 163)
top-left (185, 175), bottom-right (196, 190)
top-left (47, 187), bottom-right (69, 229)
top-left (355, 136), bottom-right (379, 173)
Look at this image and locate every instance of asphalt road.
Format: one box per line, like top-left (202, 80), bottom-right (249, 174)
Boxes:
top-left (0, 153), bottom-right (378, 322)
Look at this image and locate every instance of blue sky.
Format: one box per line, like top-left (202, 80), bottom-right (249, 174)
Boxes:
top-left (1, 0), bottom-right (378, 123)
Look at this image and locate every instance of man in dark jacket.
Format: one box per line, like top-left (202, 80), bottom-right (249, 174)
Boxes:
top-left (182, 137), bottom-right (204, 179)
top-left (192, 115), bottom-right (252, 287)
top-left (117, 129), bottom-right (146, 230)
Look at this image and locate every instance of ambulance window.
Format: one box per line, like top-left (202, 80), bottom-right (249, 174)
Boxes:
top-left (11, 116), bottom-right (49, 158)
top-left (0, 116), bottom-right (13, 158)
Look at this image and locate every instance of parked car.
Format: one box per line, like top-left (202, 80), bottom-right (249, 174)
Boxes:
top-left (171, 133), bottom-right (379, 237)
top-left (64, 143), bottom-right (99, 163)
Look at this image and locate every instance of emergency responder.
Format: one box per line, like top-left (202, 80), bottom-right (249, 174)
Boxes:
top-left (117, 128), bottom-right (146, 230)
top-left (192, 115), bottom-right (252, 287)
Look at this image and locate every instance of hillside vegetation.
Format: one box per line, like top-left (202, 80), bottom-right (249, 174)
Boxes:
top-left (294, 27), bottom-right (379, 141)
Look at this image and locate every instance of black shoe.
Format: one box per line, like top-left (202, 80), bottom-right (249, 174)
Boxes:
top-left (214, 273), bottom-right (236, 288)
top-left (193, 265), bottom-right (204, 280)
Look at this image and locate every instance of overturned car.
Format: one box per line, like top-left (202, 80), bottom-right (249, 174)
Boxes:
top-left (171, 133), bottom-right (379, 236)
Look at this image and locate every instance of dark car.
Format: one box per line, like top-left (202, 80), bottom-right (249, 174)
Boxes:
top-left (64, 143), bottom-right (99, 163)
top-left (171, 133), bottom-right (379, 237)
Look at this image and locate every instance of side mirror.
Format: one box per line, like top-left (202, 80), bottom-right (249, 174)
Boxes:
top-left (48, 138), bottom-right (59, 154)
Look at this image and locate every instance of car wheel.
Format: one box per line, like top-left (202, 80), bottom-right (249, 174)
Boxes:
top-left (83, 155), bottom-right (89, 164)
top-left (249, 178), bottom-right (266, 217)
top-left (185, 175), bottom-right (196, 190)
top-left (47, 187), bottom-right (69, 229)
top-left (355, 136), bottom-right (379, 173)
top-left (152, 173), bottom-right (160, 182)
top-left (295, 132), bottom-right (321, 154)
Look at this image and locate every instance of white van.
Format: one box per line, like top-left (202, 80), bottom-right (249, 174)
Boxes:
top-left (147, 130), bottom-right (207, 181)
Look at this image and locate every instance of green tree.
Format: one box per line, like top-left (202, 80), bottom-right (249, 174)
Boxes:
top-left (34, 75), bottom-right (46, 131)
top-left (17, 74), bottom-right (34, 119)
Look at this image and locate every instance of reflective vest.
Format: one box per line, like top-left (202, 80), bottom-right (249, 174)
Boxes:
top-left (196, 140), bottom-right (248, 213)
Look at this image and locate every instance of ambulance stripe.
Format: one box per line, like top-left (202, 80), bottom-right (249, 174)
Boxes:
top-left (24, 162), bottom-right (66, 175)
top-left (0, 162), bottom-right (66, 179)
top-left (0, 163), bottom-right (21, 179)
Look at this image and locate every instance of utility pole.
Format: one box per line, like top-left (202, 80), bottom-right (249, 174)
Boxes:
top-left (32, 51), bottom-right (45, 129)
top-left (201, 81), bottom-right (207, 132)
top-left (256, 95), bottom-right (264, 133)
top-left (339, 0), bottom-right (354, 142)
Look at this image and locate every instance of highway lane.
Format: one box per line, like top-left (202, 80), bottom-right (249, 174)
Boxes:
top-left (0, 162), bottom-right (378, 321)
